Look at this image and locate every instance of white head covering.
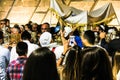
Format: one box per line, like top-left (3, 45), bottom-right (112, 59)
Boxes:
top-left (64, 26), bottom-right (72, 37)
top-left (39, 32), bottom-right (52, 47)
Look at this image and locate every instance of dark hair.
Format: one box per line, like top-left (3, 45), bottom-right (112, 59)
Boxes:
top-left (73, 29), bottom-right (80, 36)
top-left (98, 23), bottom-right (109, 33)
top-left (23, 47), bottom-right (60, 80)
top-left (21, 30), bottom-right (31, 40)
top-left (37, 24), bottom-right (42, 34)
top-left (13, 24), bottom-right (21, 33)
top-left (62, 45), bottom-right (81, 80)
top-left (80, 47), bottom-right (113, 80)
top-left (116, 30), bottom-right (120, 38)
top-left (16, 42), bottom-right (28, 56)
top-left (0, 31), bottom-right (3, 39)
top-left (25, 24), bottom-right (32, 31)
top-left (41, 22), bottom-right (50, 32)
top-left (113, 51), bottom-right (120, 80)
top-left (42, 22), bottom-right (50, 28)
top-left (3, 18), bottom-right (10, 23)
top-left (83, 30), bottom-right (95, 45)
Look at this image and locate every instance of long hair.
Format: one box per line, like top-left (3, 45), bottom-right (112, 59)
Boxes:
top-left (62, 45), bottom-right (81, 80)
top-left (23, 47), bottom-right (60, 80)
top-left (80, 47), bottom-right (113, 80)
top-left (113, 51), bottom-right (120, 80)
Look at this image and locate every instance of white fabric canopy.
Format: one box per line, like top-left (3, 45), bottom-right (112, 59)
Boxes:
top-left (50, 0), bottom-right (116, 25)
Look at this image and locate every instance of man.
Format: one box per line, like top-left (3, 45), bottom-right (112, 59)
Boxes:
top-left (10, 30), bottom-right (39, 62)
top-left (7, 42), bottom-right (28, 80)
top-left (81, 30), bottom-right (96, 47)
top-left (41, 22), bottom-right (50, 33)
top-left (107, 31), bottom-right (120, 65)
top-left (0, 31), bottom-right (10, 80)
top-left (0, 19), bottom-right (11, 43)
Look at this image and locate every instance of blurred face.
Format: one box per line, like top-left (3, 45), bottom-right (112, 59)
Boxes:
top-left (20, 26), bottom-right (24, 32)
top-left (41, 24), bottom-right (49, 33)
top-left (25, 25), bottom-right (29, 31)
top-left (6, 21), bottom-right (10, 27)
top-left (32, 24), bottom-right (37, 31)
top-left (11, 28), bottom-right (19, 34)
top-left (0, 21), bottom-right (6, 28)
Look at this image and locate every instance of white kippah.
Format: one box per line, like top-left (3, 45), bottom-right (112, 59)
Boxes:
top-left (39, 32), bottom-right (52, 47)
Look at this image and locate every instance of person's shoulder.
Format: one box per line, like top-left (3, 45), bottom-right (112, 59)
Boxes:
top-left (111, 38), bottom-right (120, 42)
top-left (109, 38), bottom-right (120, 45)
top-left (8, 60), bottom-right (17, 66)
top-left (0, 45), bottom-right (10, 53)
top-left (30, 43), bottom-right (39, 47)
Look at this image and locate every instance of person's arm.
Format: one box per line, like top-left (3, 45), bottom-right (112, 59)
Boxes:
top-left (57, 30), bottom-right (69, 67)
top-left (0, 61), bottom-right (7, 80)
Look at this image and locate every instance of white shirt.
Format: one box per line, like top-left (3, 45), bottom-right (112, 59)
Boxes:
top-left (49, 43), bottom-right (64, 60)
top-left (0, 45), bottom-right (10, 80)
top-left (10, 40), bottom-right (39, 62)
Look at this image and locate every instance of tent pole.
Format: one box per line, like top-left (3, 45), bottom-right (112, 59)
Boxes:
top-left (29, 0), bottom-right (41, 23)
top-left (5, 0), bottom-right (16, 18)
top-left (89, 0), bottom-right (99, 12)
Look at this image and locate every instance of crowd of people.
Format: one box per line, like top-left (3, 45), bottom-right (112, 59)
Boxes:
top-left (0, 18), bottom-right (120, 80)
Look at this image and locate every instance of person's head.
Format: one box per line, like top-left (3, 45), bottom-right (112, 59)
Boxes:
top-left (81, 30), bottom-right (95, 47)
top-left (24, 24), bottom-right (32, 31)
top-left (21, 30), bottom-right (31, 41)
top-left (62, 45), bottom-right (81, 80)
top-left (3, 18), bottom-right (10, 27)
top-left (80, 47), bottom-right (113, 80)
top-left (16, 41), bottom-right (28, 56)
top-left (12, 24), bottom-right (21, 34)
top-left (32, 23), bottom-right (38, 32)
top-left (73, 29), bottom-right (80, 36)
top-left (39, 32), bottom-right (52, 47)
top-left (41, 22), bottom-right (50, 33)
top-left (0, 19), bottom-right (6, 29)
top-left (19, 25), bottom-right (25, 33)
top-left (117, 31), bottom-right (120, 38)
top-left (98, 23), bottom-right (109, 33)
top-left (23, 47), bottom-right (60, 80)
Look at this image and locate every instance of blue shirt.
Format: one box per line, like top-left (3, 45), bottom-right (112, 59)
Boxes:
top-left (75, 36), bottom-right (83, 48)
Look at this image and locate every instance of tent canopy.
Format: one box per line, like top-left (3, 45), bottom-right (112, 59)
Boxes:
top-left (50, 0), bottom-right (117, 26)
top-left (0, 0), bottom-right (120, 27)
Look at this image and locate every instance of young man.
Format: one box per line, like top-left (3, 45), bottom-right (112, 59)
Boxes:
top-left (7, 42), bottom-right (28, 80)
top-left (81, 30), bottom-right (96, 47)
top-left (10, 30), bottom-right (39, 62)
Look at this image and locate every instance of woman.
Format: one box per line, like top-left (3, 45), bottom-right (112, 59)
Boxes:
top-left (80, 47), bottom-right (113, 80)
top-left (23, 47), bottom-right (60, 80)
top-left (113, 51), bottom-right (120, 80)
top-left (57, 30), bottom-right (81, 80)
top-left (61, 45), bottom-right (81, 80)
